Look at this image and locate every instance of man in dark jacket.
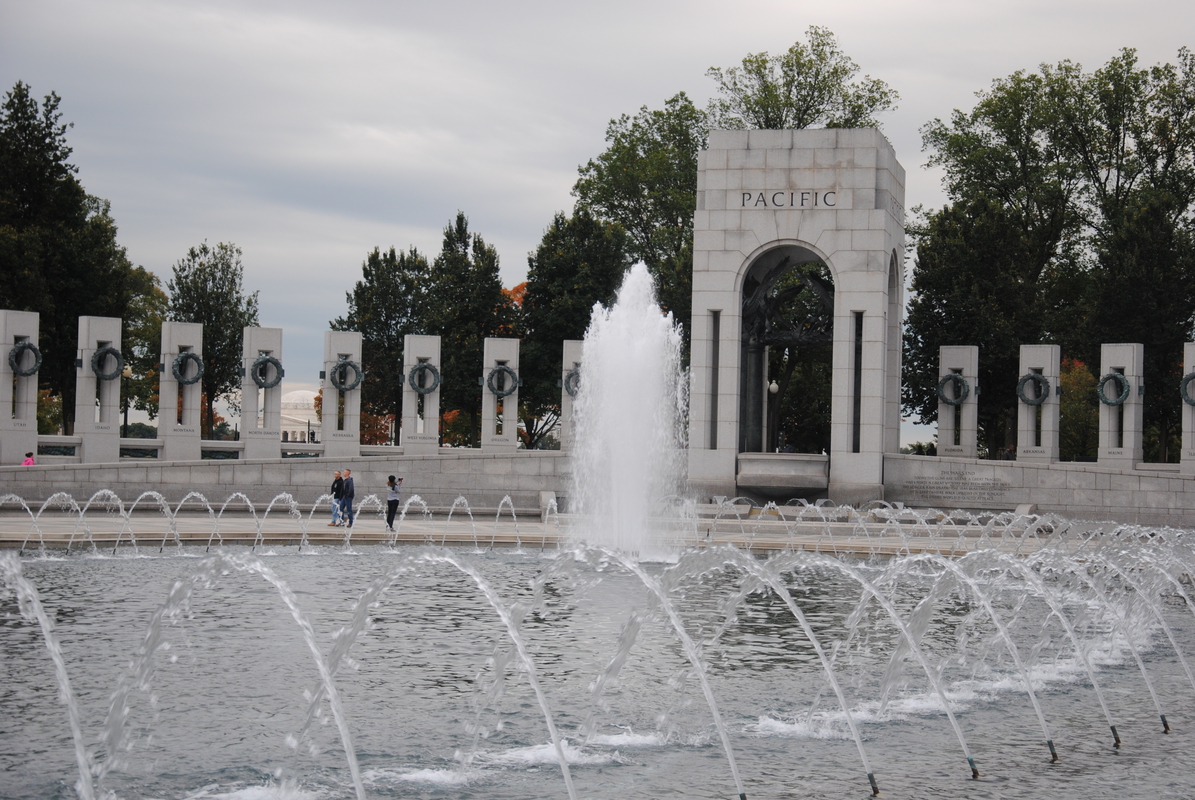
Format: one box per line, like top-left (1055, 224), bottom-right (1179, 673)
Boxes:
top-left (328, 470), bottom-right (344, 526)
top-left (341, 468), bottom-right (356, 528)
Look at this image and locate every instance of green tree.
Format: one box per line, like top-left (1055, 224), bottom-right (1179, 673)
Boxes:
top-left (124, 421), bottom-right (157, 439)
top-left (707, 26), bottom-right (899, 130)
top-left (906, 48), bottom-right (1195, 460)
top-left (920, 70), bottom-right (1081, 292)
top-left (520, 209), bottom-right (631, 448)
top-left (0, 81), bottom-right (138, 432)
top-left (1044, 48), bottom-right (1195, 238)
top-left (903, 197), bottom-right (1050, 453)
top-left (123, 266), bottom-right (167, 419)
top-left (1085, 191), bottom-right (1194, 461)
top-left (1045, 49), bottom-right (1195, 461)
top-left (910, 66), bottom-right (1082, 450)
top-left (425, 212), bottom-right (512, 446)
top-left (573, 92), bottom-right (707, 341)
top-left (331, 246), bottom-right (430, 442)
top-left (166, 241), bottom-right (260, 437)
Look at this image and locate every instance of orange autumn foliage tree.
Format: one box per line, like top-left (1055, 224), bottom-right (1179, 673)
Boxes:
top-left (1059, 358), bottom-right (1098, 462)
top-left (360, 412), bottom-right (394, 445)
top-left (439, 409), bottom-right (474, 447)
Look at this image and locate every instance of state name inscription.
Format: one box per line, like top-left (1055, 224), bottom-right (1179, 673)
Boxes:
top-left (902, 469), bottom-right (1011, 506)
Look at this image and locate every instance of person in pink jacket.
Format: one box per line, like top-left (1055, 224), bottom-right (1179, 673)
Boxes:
top-left (21, 452), bottom-right (35, 466)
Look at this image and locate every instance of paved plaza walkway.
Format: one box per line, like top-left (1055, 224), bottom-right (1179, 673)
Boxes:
top-left (0, 503), bottom-right (1077, 558)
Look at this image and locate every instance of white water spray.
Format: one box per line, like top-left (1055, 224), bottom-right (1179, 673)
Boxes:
top-left (569, 263), bottom-right (687, 556)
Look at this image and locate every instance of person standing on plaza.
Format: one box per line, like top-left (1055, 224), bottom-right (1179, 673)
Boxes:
top-left (385, 475), bottom-right (403, 532)
top-left (21, 452), bottom-right (35, 466)
top-left (328, 470), bottom-right (344, 526)
top-left (341, 468), bottom-right (356, 528)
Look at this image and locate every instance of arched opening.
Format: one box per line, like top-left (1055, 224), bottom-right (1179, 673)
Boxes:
top-left (739, 245), bottom-right (835, 455)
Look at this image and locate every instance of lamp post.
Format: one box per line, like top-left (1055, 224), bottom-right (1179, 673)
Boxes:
top-left (767, 380), bottom-right (780, 452)
top-left (121, 364), bottom-right (132, 439)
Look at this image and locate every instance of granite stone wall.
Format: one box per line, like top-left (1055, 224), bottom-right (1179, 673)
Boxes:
top-left (7, 449), bottom-right (1194, 526)
top-left (0, 450), bottom-right (569, 513)
top-left (884, 452), bottom-right (1195, 526)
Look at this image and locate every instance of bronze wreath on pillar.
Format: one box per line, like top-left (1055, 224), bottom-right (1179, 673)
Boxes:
top-left (1097, 373), bottom-right (1130, 405)
top-left (329, 358), bottom-right (363, 392)
top-left (486, 365), bottom-right (519, 398)
top-left (563, 366), bottom-right (581, 398)
top-left (91, 346), bottom-right (124, 381)
top-left (408, 362), bottom-right (441, 395)
top-left (936, 373), bottom-right (969, 406)
top-left (250, 354), bottom-right (284, 389)
top-left (1016, 373), bottom-right (1050, 406)
top-left (171, 351), bottom-right (205, 385)
top-left (8, 341), bottom-right (41, 377)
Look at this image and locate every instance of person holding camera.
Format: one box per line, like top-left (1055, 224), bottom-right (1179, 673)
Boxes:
top-left (385, 475), bottom-right (403, 532)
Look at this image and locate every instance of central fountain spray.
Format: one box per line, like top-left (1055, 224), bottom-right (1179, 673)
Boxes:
top-left (568, 263), bottom-right (688, 557)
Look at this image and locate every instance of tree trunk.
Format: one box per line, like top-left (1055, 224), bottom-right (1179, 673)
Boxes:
top-left (60, 362), bottom-right (77, 436)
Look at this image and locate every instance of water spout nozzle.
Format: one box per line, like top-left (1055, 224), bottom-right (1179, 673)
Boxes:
top-left (867, 772), bottom-right (879, 795)
top-left (1047, 740), bottom-right (1058, 762)
top-left (739, 794), bottom-right (747, 800)
top-left (1111, 725), bottom-right (1121, 747)
top-left (1161, 714), bottom-right (1170, 733)
top-left (967, 756), bottom-right (979, 779)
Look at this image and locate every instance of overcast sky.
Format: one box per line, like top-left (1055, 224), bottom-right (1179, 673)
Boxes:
top-left (2, 0), bottom-right (1190, 436)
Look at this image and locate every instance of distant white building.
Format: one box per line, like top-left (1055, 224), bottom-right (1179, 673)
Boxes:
top-left (280, 390), bottom-right (321, 443)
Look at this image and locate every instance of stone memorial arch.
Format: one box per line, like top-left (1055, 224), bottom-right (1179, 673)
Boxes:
top-left (687, 128), bottom-right (905, 504)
